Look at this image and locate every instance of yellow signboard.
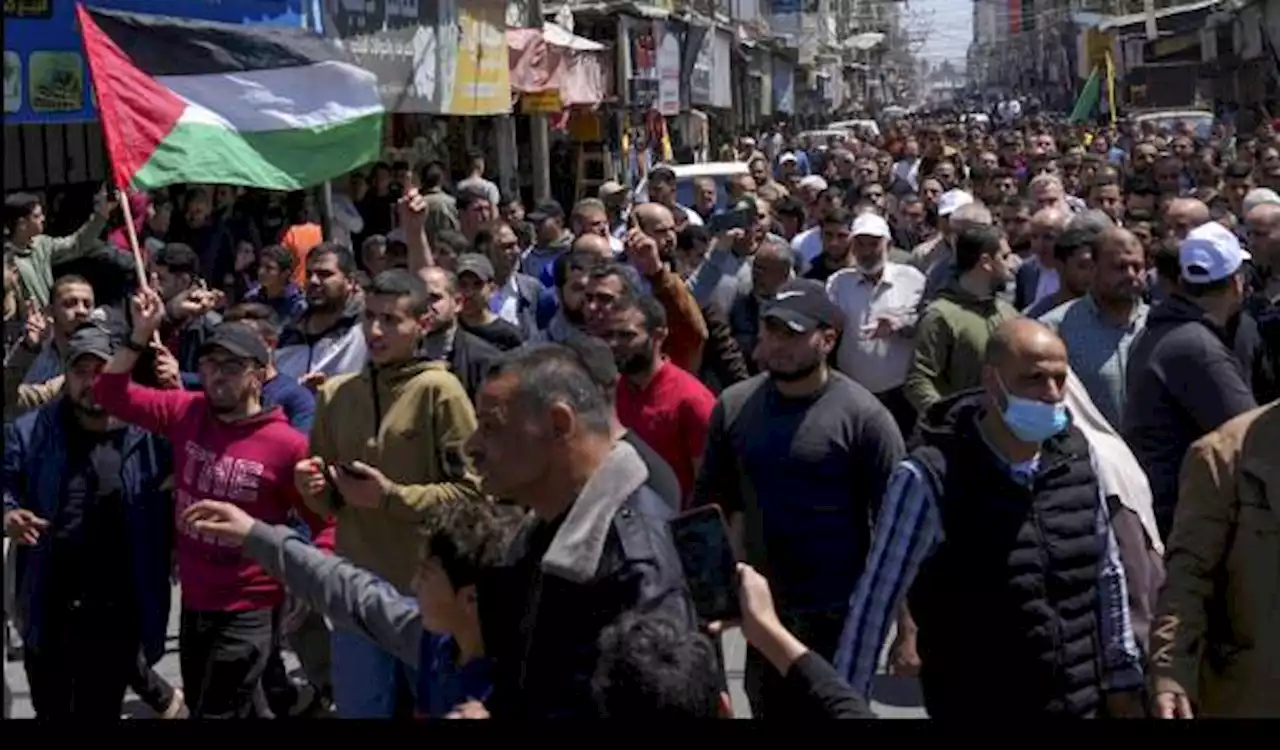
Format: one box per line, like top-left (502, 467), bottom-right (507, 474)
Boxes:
top-left (521, 90), bottom-right (562, 114)
top-left (448, 0), bottom-right (512, 116)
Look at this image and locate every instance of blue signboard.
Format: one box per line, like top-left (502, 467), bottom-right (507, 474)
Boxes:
top-left (3, 1), bottom-right (306, 125)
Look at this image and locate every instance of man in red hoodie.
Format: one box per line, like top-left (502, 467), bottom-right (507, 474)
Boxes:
top-left (93, 286), bottom-right (332, 719)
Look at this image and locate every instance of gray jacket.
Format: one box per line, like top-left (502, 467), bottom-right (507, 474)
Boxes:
top-left (244, 523), bottom-right (419, 666)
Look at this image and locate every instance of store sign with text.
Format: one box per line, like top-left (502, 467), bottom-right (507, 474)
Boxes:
top-left (4, 0), bottom-right (303, 125)
top-left (323, 0), bottom-right (510, 115)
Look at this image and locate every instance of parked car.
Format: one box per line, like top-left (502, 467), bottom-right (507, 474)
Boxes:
top-left (633, 161), bottom-right (750, 212)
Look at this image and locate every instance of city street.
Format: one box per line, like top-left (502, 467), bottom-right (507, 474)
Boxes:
top-left (5, 585), bottom-right (927, 719)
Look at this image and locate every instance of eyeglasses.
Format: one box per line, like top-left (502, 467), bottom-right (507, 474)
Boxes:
top-left (198, 358), bottom-right (251, 376)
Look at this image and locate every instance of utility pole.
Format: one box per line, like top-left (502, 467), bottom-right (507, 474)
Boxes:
top-left (528, 0), bottom-right (552, 205)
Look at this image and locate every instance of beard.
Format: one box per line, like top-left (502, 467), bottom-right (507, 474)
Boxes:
top-left (73, 398), bottom-right (104, 417)
top-left (616, 344), bottom-right (655, 377)
top-left (768, 357), bottom-right (823, 383)
top-left (562, 303), bottom-right (586, 326)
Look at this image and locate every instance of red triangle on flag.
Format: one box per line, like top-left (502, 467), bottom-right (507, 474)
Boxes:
top-left (76, 3), bottom-right (186, 189)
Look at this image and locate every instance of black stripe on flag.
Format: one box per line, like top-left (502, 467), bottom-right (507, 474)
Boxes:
top-left (83, 6), bottom-right (344, 77)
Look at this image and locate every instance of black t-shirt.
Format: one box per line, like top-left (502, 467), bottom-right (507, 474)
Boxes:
top-left (462, 318), bottom-right (525, 352)
top-left (622, 430), bottom-right (682, 512)
top-left (50, 418), bottom-right (131, 606)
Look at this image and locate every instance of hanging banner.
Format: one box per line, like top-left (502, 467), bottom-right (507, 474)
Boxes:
top-left (710, 29), bottom-right (732, 109)
top-left (4, 0), bottom-right (304, 125)
top-left (684, 24), bottom-right (712, 107)
top-left (625, 16), bottom-right (658, 109)
top-left (772, 56), bottom-right (794, 114)
top-left (323, 0), bottom-right (509, 115)
top-left (656, 20), bottom-right (681, 116)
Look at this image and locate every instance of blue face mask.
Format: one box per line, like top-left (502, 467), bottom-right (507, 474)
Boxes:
top-left (996, 374), bottom-right (1069, 443)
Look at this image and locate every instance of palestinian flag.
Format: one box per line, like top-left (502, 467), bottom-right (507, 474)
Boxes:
top-left (77, 4), bottom-right (384, 191)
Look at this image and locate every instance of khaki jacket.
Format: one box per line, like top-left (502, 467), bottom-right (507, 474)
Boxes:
top-left (308, 359), bottom-right (484, 593)
top-left (1151, 400), bottom-right (1280, 717)
top-left (3, 342), bottom-right (62, 420)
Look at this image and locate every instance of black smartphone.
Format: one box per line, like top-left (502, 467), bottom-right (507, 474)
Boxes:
top-left (670, 505), bottom-right (740, 624)
top-left (336, 461), bottom-right (372, 479)
top-left (707, 205), bottom-right (753, 235)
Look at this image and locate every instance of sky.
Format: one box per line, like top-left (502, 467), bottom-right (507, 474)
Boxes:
top-left (908, 0), bottom-right (973, 67)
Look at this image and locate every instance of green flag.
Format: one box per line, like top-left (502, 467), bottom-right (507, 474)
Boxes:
top-left (1069, 67), bottom-right (1102, 125)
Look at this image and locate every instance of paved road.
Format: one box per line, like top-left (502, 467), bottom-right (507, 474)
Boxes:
top-left (5, 586), bottom-right (926, 719)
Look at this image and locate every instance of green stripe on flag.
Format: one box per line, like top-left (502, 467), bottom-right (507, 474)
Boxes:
top-left (1069, 68), bottom-right (1102, 125)
top-left (131, 111), bottom-right (384, 191)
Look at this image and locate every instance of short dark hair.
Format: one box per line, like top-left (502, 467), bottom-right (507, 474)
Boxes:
top-left (1224, 161), bottom-right (1253, 181)
top-left (1125, 174), bottom-right (1160, 197)
top-left (821, 206), bottom-right (852, 227)
top-left (552, 250), bottom-right (604, 291)
top-left (307, 241), bottom-right (357, 276)
top-left (457, 187), bottom-right (491, 212)
top-left (1151, 236), bottom-right (1182, 282)
top-left (615, 291), bottom-right (667, 332)
top-left (1052, 228), bottom-right (1096, 265)
top-left (257, 243), bottom-right (295, 274)
top-left (421, 500), bottom-right (525, 590)
top-left (223, 302), bottom-right (283, 342)
top-left (772, 196), bottom-right (805, 223)
top-left (154, 242), bottom-right (201, 277)
top-left (52, 274), bottom-right (93, 300)
top-left (587, 262), bottom-right (643, 297)
top-left (483, 344), bottom-right (612, 435)
top-left (954, 225), bottom-right (1005, 272)
top-left (4, 192), bottom-right (41, 232)
top-left (434, 229), bottom-right (472, 258)
top-left (368, 268), bottom-right (431, 316)
top-left (591, 613), bottom-right (723, 719)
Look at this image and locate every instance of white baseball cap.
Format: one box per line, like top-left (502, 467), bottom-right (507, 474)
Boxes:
top-left (1179, 221), bottom-right (1251, 283)
top-left (851, 213), bottom-right (891, 239)
top-left (779, 151), bottom-right (798, 164)
top-left (937, 189), bottom-right (974, 217)
top-left (798, 175), bottom-right (828, 192)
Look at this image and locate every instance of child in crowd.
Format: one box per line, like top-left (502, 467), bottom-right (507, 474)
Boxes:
top-left (182, 497), bottom-right (522, 718)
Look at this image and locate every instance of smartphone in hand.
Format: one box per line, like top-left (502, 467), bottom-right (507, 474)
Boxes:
top-left (670, 505), bottom-right (741, 624)
top-left (336, 461), bottom-right (372, 479)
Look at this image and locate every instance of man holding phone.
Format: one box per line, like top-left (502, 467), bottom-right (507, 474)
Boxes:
top-left (294, 269), bottom-right (484, 718)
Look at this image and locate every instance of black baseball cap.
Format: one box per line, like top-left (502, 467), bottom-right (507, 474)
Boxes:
top-left (198, 322), bottom-right (271, 366)
top-left (760, 279), bottom-right (846, 333)
top-left (65, 323), bottom-right (117, 365)
top-left (527, 201), bottom-right (565, 224)
top-left (455, 253), bottom-right (496, 282)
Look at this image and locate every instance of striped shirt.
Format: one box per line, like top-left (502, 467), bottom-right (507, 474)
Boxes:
top-left (833, 441), bottom-right (1144, 699)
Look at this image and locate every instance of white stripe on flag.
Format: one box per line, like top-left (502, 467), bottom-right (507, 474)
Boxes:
top-left (158, 60), bottom-right (383, 133)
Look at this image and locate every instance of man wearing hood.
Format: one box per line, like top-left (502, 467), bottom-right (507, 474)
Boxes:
top-left (905, 225), bottom-right (1019, 415)
top-left (1123, 223), bottom-right (1258, 537)
top-left (293, 269), bottom-right (484, 718)
top-left (835, 319), bottom-right (1145, 718)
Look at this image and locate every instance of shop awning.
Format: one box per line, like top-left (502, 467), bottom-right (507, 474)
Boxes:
top-left (508, 23), bottom-right (609, 107)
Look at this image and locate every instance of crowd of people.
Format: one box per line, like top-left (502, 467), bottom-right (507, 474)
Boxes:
top-left (2, 110), bottom-right (1278, 720)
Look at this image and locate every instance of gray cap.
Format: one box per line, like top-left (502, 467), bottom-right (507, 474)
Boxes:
top-left (455, 253), bottom-right (495, 282)
top-left (65, 323), bottom-right (116, 365)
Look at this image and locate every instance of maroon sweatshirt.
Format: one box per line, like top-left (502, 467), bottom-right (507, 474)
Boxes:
top-left (94, 370), bottom-right (332, 612)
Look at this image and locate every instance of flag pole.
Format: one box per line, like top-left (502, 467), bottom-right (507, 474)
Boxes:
top-left (118, 188), bottom-right (150, 292)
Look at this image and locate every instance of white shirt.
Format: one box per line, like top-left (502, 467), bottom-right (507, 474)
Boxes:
top-left (827, 263), bottom-right (926, 394)
top-left (892, 158), bottom-right (920, 191)
top-left (791, 226), bottom-right (823, 266)
top-left (1034, 262), bottom-right (1060, 305)
top-left (494, 275), bottom-right (521, 326)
